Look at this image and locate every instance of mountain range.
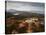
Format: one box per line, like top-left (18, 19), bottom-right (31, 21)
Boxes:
top-left (6, 9), bottom-right (44, 19)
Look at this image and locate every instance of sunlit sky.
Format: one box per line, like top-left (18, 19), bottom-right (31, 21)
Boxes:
top-left (6, 1), bottom-right (44, 14)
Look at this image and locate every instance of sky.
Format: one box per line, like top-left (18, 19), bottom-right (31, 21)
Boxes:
top-left (6, 1), bottom-right (44, 14)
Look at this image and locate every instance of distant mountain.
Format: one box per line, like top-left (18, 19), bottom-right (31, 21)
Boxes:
top-left (17, 11), bottom-right (44, 18)
top-left (6, 9), bottom-right (44, 19)
top-left (7, 9), bottom-right (44, 14)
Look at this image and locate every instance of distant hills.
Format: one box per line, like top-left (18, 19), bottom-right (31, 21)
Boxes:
top-left (5, 9), bottom-right (44, 19)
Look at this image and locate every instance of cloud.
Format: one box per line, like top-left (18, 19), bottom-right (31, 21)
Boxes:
top-left (6, 1), bottom-right (44, 14)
